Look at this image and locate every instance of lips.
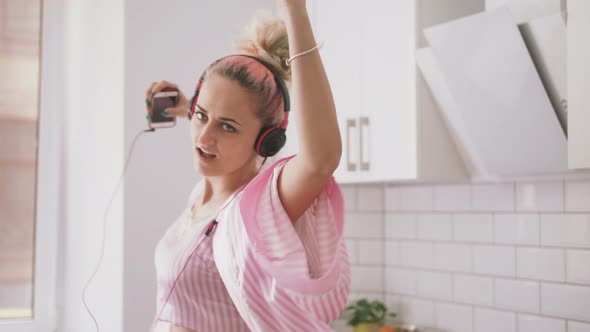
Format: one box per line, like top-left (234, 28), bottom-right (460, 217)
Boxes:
top-left (197, 147), bottom-right (217, 159)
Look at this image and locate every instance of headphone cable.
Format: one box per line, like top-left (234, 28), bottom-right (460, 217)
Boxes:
top-left (81, 127), bottom-right (155, 332)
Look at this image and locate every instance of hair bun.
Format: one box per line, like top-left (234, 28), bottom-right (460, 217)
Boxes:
top-left (235, 10), bottom-right (291, 83)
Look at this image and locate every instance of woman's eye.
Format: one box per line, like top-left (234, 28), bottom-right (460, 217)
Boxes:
top-left (222, 123), bottom-right (236, 133)
top-left (195, 112), bottom-right (207, 120)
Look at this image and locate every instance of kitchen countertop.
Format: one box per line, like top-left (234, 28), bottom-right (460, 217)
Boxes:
top-left (330, 318), bottom-right (352, 331)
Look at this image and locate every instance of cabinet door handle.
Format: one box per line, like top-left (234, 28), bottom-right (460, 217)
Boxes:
top-left (360, 116), bottom-right (370, 171)
top-left (346, 118), bottom-right (357, 171)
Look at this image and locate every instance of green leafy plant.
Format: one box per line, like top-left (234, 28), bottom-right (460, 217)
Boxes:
top-left (343, 298), bottom-right (397, 327)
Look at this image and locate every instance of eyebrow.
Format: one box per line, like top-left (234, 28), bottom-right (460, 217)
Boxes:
top-left (196, 104), bottom-right (241, 126)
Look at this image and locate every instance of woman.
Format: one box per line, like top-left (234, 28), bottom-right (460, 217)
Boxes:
top-left (145, 1), bottom-right (350, 331)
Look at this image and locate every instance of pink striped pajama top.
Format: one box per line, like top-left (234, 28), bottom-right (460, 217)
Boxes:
top-left (152, 156), bottom-right (351, 332)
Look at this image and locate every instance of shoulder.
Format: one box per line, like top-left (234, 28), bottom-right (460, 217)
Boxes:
top-left (238, 155), bottom-right (293, 207)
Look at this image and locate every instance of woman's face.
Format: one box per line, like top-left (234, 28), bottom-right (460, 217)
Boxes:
top-left (190, 73), bottom-right (263, 177)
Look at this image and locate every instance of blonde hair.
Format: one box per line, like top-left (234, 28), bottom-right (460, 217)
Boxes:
top-left (234, 10), bottom-right (292, 84)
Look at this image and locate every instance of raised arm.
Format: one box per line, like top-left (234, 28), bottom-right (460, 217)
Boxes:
top-left (277, 0), bottom-right (342, 222)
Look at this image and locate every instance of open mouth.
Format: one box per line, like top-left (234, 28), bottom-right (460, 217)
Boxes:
top-left (197, 147), bottom-right (217, 159)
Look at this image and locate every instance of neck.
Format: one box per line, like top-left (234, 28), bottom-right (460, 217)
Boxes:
top-left (199, 157), bottom-right (261, 206)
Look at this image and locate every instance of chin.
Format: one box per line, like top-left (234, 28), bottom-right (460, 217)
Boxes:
top-left (194, 160), bottom-right (222, 177)
top-left (193, 154), bottom-right (259, 178)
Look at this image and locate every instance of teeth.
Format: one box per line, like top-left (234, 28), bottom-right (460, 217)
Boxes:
top-left (198, 148), bottom-right (216, 157)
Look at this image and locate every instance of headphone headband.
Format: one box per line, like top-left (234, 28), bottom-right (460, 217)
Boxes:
top-left (238, 54), bottom-right (291, 114)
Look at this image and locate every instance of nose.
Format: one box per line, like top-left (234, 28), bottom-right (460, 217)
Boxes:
top-left (196, 121), bottom-right (216, 147)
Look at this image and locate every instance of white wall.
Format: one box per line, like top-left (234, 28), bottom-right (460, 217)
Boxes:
top-left (57, 0), bottom-right (124, 332)
top-left (123, 0), bottom-right (273, 331)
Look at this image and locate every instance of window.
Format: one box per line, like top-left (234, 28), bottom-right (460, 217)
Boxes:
top-left (1, 0), bottom-right (59, 330)
top-left (0, 0), bottom-right (42, 320)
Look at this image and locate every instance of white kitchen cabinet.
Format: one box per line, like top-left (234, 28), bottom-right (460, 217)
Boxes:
top-left (359, 0), bottom-right (417, 182)
top-left (308, 0), bottom-right (483, 183)
top-left (313, 0), bottom-right (362, 183)
top-left (567, 0), bottom-right (590, 170)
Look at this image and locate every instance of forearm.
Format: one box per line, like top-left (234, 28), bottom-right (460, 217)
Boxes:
top-left (281, 4), bottom-right (342, 172)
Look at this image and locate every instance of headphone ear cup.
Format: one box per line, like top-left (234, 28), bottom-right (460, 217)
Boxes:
top-left (188, 81), bottom-right (203, 120)
top-left (256, 127), bottom-right (286, 157)
top-left (188, 95), bottom-right (195, 119)
top-left (188, 90), bottom-right (200, 120)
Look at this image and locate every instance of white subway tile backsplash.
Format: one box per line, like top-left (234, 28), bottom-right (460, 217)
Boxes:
top-left (454, 214), bottom-right (494, 243)
top-left (385, 185), bottom-right (403, 211)
top-left (385, 240), bottom-right (401, 266)
top-left (518, 314), bottom-right (565, 332)
top-left (567, 250), bottom-right (590, 285)
top-left (434, 243), bottom-right (471, 272)
top-left (433, 185), bottom-right (471, 211)
top-left (354, 178), bottom-right (590, 327)
top-left (541, 283), bottom-right (590, 321)
top-left (386, 268), bottom-right (417, 295)
top-left (385, 294), bottom-right (403, 318)
top-left (357, 185), bottom-right (384, 212)
top-left (566, 181), bottom-right (590, 212)
top-left (347, 292), bottom-right (385, 305)
top-left (344, 212), bottom-right (384, 238)
top-left (345, 240), bottom-right (358, 264)
top-left (385, 213), bottom-right (416, 239)
top-left (495, 279), bottom-right (540, 313)
top-left (399, 297), bottom-right (436, 327)
top-left (471, 183), bottom-right (515, 211)
top-left (435, 303), bottom-right (473, 332)
top-left (569, 321), bottom-right (590, 332)
top-left (473, 246), bottom-right (516, 277)
top-left (541, 214), bottom-right (590, 248)
top-left (494, 213), bottom-right (540, 245)
top-left (340, 184), bottom-right (357, 212)
top-left (474, 308), bottom-right (516, 332)
top-left (516, 181), bottom-right (564, 212)
top-left (400, 241), bottom-right (433, 269)
top-left (517, 248), bottom-right (565, 282)
top-left (358, 239), bottom-right (384, 265)
top-left (344, 292), bottom-right (362, 305)
top-left (350, 266), bottom-right (384, 292)
top-left (416, 271), bottom-right (452, 300)
top-left (417, 213), bottom-right (453, 240)
top-left (388, 186), bottom-right (434, 211)
top-left (454, 274), bottom-right (494, 306)
top-left (404, 186), bottom-right (435, 211)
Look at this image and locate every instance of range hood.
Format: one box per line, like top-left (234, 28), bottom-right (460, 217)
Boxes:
top-left (417, 8), bottom-right (568, 179)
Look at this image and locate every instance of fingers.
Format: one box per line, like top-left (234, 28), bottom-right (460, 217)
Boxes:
top-left (151, 80), bottom-right (180, 98)
top-left (145, 80), bottom-right (186, 121)
top-left (145, 81), bottom-right (157, 115)
top-left (145, 81), bottom-right (158, 100)
top-left (162, 106), bottom-right (188, 119)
